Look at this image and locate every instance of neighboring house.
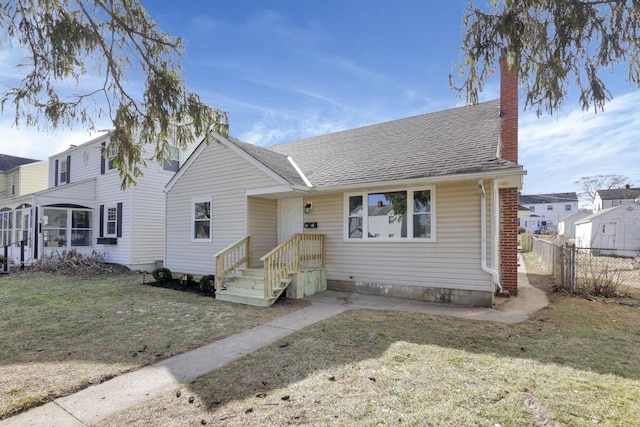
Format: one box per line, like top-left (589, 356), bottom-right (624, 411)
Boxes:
top-left (557, 209), bottom-right (592, 239)
top-left (519, 192), bottom-right (579, 233)
top-left (0, 154), bottom-right (48, 201)
top-left (164, 60), bottom-right (525, 307)
top-left (0, 134), bottom-right (196, 271)
top-left (593, 185), bottom-right (640, 212)
top-left (575, 201), bottom-right (640, 257)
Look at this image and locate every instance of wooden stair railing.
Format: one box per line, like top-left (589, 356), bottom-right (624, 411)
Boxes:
top-left (214, 235), bottom-right (252, 294)
top-left (260, 233), bottom-right (325, 300)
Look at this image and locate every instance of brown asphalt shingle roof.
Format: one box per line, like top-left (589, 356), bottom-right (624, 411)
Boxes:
top-left (227, 100), bottom-right (520, 188)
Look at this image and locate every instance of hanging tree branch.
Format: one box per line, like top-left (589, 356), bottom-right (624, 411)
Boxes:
top-left (451, 0), bottom-right (640, 116)
top-left (0, 0), bottom-right (228, 188)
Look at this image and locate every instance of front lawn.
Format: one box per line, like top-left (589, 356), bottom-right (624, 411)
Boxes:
top-left (0, 272), bottom-right (308, 419)
top-left (98, 268), bottom-right (640, 426)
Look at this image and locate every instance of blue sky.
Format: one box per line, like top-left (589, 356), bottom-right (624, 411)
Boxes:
top-left (0, 0), bottom-right (638, 197)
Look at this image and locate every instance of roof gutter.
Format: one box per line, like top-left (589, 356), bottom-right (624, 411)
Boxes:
top-left (478, 179), bottom-right (502, 293)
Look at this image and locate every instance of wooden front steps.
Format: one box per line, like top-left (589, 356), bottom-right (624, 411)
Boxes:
top-left (215, 268), bottom-right (291, 307)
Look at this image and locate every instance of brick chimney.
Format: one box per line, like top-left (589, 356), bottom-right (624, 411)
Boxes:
top-left (498, 55), bottom-right (519, 296)
top-left (499, 56), bottom-right (518, 163)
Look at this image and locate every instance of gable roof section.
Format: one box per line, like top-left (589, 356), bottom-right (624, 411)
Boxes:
top-left (265, 100), bottom-right (517, 188)
top-left (226, 137), bottom-right (308, 187)
top-left (575, 201), bottom-right (639, 225)
top-left (596, 187), bottom-right (640, 201)
top-left (0, 154), bottom-right (40, 172)
top-left (520, 192), bottom-right (578, 205)
top-left (165, 133), bottom-right (307, 193)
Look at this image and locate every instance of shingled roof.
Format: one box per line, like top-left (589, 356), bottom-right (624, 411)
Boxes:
top-left (265, 100), bottom-right (518, 188)
top-left (520, 192), bottom-right (578, 205)
top-left (221, 100), bottom-right (522, 189)
top-left (596, 187), bottom-right (640, 201)
top-left (0, 154), bottom-right (40, 172)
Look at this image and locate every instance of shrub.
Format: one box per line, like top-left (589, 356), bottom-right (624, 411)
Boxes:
top-left (179, 273), bottom-right (194, 286)
top-left (152, 267), bottom-right (173, 283)
top-left (199, 275), bottom-right (215, 293)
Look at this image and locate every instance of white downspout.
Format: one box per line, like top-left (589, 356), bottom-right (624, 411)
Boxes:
top-left (478, 179), bottom-right (502, 293)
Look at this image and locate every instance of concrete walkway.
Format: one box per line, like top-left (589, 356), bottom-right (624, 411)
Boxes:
top-left (1, 261), bottom-right (547, 426)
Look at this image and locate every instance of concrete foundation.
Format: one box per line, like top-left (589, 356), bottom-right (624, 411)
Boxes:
top-left (327, 279), bottom-right (493, 307)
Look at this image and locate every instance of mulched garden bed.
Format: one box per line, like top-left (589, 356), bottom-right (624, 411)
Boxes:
top-left (144, 279), bottom-right (215, 297)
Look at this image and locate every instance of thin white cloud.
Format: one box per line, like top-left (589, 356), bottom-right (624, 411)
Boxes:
top-left (520, 91), bottom-right (640, 194)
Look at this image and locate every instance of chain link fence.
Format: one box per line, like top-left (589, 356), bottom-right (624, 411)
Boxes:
top-left (528, 235), bottom-right (640, 295)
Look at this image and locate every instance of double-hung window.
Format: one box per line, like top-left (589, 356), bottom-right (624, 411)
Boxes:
top-left (163, 147), bottom-right (180, 172)
top-left (192, 198), bottom-right (212, 241)
top-left (345, 187), bottom-right (435, 241)
top-left (105, 207), bottom-right (117, 236)
top-left (59, 159), bottom-right (68, 183)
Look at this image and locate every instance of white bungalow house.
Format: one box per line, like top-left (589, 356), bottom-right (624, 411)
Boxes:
top-left (0, 133), bottom-right (196, 271)
top-left (575, 201), bottom-right (640, 257)
top-left (593, 185), bottom-right (640, 212)
top-left (163, 60), bottom-right (525, 308)
top-left (518, 192), bottom-right (579, 234)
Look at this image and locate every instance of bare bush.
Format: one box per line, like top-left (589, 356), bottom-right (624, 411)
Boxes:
top-left (577, 255), bottom-right (627, 297)
top-left (26, 250), bottom-right (130, 276)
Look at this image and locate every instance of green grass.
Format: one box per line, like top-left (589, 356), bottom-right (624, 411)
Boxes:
top-left (98, 270), bottom-right (640, 426)
top-left (0, 272), bottom-right (307, 419)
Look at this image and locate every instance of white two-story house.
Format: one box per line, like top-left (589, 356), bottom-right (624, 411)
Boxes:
top-left (0, 133), bottom-right (196, 271)
top-left (593, 185), bottom-right (640, 212)
top-left (519, 192), bottom-right (579, 234)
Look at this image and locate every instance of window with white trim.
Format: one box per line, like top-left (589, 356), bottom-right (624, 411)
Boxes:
top-left (0, 209), bottom-right (12, 246)
top-left (345, 188), bottom-right (434, 241)
top-left (43, 207), bottom-right (93, 248)
top-left (107, 144), bottom-right (118, 170)
top-left (105, 207), bottom-right (117, 236)
top-left (60, 158), bottom-right (68, 183)
top-left (192, 198), bottom-right (211, 241)
top-left (163, 147), bottom-right (180, 172)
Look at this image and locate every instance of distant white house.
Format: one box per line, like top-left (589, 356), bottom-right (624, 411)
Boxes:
top-left (593, 185), bottom-right (640, 212)
top-left (519, 192), bottom-right (579, 233)
top-left (575, 201), bottom-right (640, 257)
top-left (557, 209), bottom-right (591, 239)
top-left (0, 133), bottom-right (197, 271)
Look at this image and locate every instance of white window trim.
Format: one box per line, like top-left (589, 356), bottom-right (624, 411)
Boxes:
top-left (343, 186), bottom-right (436, 242)
top-left (191, 197), bottom-right (212, 242)
top-left (59, 159), bottom-right (68, 184)
top-left (105, 206), bottom-right (118, 237)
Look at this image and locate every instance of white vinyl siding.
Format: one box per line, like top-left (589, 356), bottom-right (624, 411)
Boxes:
top-left (165, 142), bottom-right (282, 276)
top-left (248, 197), bottom-right (277, 266)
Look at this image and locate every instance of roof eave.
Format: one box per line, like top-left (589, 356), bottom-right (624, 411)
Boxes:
top-left (307, 167), bottom-right (526, 193)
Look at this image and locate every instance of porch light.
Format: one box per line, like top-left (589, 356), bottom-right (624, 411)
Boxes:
top-left (304, 202), bottom-right (312, 214)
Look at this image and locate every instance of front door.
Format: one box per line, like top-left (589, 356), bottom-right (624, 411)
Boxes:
top-left (278, 198), bottom-right (303, 244)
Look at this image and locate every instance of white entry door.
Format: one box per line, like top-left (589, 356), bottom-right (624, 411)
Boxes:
top-left (278, 198), bottom-right (303, 244)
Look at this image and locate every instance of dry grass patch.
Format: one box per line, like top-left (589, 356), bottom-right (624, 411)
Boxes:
top-left (0, 272), bottom-right (308, 419)
top-left (99, 279), bottom-right (640, 426)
